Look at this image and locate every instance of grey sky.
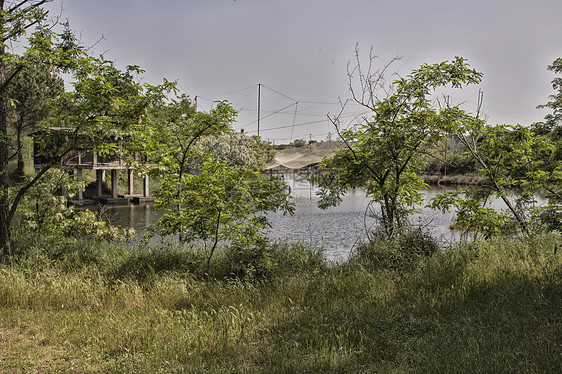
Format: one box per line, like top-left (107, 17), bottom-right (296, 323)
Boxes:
top-left (46, 0), bottom-right (561, 142)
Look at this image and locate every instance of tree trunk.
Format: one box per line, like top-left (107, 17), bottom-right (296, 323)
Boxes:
top-left (0, 100), bottom-right (9, 248)
top-left (206, 208), bottom-right (222, 272)
top-left (0, 60), bottom-right (11, 249)
top-left (0, 0), bottom-right (12, 249)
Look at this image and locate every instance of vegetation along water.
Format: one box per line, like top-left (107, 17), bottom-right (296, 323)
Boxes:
top-left (0, 1), bottom-right (560, 372)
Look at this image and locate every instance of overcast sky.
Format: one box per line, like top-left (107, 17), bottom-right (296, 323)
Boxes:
top-left (45, 0), bottom-right (562, 143)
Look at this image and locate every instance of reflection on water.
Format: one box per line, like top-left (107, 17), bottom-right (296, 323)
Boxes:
top-left (101, 173), bottom-right (461, 260)
top-left (101, 203), bottom-right (163, 244)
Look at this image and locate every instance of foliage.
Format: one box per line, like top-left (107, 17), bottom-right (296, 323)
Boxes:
top-left (432, 58), bottom-right (562, 237)
top-left (431, 123), bottom-right (542, 236)
top-left (275, 138), bottom-right (308, 150)
top-left (0, 0), bottom-right (54, 247)
top-left (0, 1), bottom-right (172, 248)
top-left (197, 132), bottom-right (276, 168)
top-left (13, 58), bottom-right (166, 245)
top-left (423, 137), bottom-right (479, 176)
top-left (130, 96), bottom-right (294, 267)
top-left (5, 61), bottom-right (64, 178)
top-left (351, 228), bottom-right (440, 271)
top-left (39, 59), bottom-right (164, 158)
top-left (154, 157), bottom-right (292, 267)
top-left (430, 188), bottom-right (516, 239)
top-left (126, 95), bottom-right (235, 175)
top-left (16, 169), bottom-right (134, 240)
top-left (318, 52), bottom-right (482, 239)
top-left (537, 57), bottom-right (562, 131)
top-left (529, 59), bottom-right (562, 204)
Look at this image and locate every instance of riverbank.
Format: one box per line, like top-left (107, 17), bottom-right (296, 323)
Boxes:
top-left (0, 233), bottom-right (560, 373)
top-left (422, 174), bottom-right (486, 186)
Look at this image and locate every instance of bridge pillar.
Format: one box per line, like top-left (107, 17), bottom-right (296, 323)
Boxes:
top-left (111, 169), bottom-right (118, 199)
top-left (143, 174), bottom-right (149, 197)
top-left (76, 168), bottom-right (83, 201)
top-left (96, 170), bottom-right (103, 197)
top-left (127, 168), bottom-right (134, 195)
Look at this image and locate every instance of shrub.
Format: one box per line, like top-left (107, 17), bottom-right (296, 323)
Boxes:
top-left (352, 228), bottom-right (440, 271)
top-left (111, 243), bottom-right (206, 283)
top-left (536, 205), bottom-right (562, 233)
top-left (223, 241), bottom-right (326, 281)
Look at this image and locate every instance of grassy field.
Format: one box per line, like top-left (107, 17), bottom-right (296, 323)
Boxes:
top-left (0, 233), bottom-right (560, 373)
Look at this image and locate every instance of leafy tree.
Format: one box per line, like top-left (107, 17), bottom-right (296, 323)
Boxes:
top-left (131, 96), bottom-right (293, 268)
top-left (318, 51), bottom-right (482, 239)
top-left (437, 117), bottom-right (537, 235)
top-left (537, 58), bottom-right (562, 132)
top-left (432, 121), bottom-right (558, 237)
top-left (0, 0), bottom-right (52, 247)
top-left (432, 58), bottom-right (562, 237)
top-left (0, 1), bottom-right (171, 248)
top-left (5, 61), bottom-right (64, 178)
top-left (531, 58), bottom-right (562, 202)
top-left (155, 157), bottom-right (292, 269)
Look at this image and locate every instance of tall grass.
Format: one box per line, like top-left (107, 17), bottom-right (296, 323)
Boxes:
top-left (0, 232), bottom-right (560, 373)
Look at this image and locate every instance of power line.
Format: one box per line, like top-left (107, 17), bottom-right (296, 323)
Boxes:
top-left (261, 84), bottom-right (298, 102)
top-left (242, 102), bottom-right (298, 127)
top-left (244, 118), bottom-right (330, 134)
top-left (264, 83), bottom-right (343, 98)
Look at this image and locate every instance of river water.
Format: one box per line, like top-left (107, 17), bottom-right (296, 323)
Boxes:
top-left (102, 172), bottom-right (463, 260)
top-left (264, 173), bottom-right (459, 260)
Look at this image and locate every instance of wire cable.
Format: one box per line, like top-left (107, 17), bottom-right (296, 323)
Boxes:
top-left (261, 84), bottom-right (298, 102)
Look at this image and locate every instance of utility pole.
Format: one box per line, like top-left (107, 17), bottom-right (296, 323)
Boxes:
top-left (257, 83), bottom-right (261, 137)
top-left (194, 95), bottom-right (198, 111)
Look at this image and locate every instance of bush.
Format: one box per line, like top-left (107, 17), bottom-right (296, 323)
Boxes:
top-left (4, 232), bottom-right (129, 273)
top-left (111, 243), bottom-right (206, 283)
top-left (4, 232), bottom-right (328, 285)
top-left (352, 228), bottom-right (440, 271)
top-left (537, 205), bottom-right (562, 233)
top-left (224, 241), bottom-right (326, 281)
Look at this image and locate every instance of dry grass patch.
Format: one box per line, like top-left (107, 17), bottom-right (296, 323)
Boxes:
top-left (0, 325), bottom-right (101, 373)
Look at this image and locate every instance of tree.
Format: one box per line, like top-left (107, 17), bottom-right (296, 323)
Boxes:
top-left (430, 59), bottom-right (562, 237)
top-left (531, 58), bottom-right (562, 202)
top-left (5, 61), bottom-right (64, 178)
top-left (318, 50), bottom-right (482, 239)
top-left (0, 1), bottom-right (170, 248)
top-left (0, 0), bottom-right (55, 247)
top-left (537, 58), bottom-right (562, 132)
top-left (130, 96), bottom-right (293, 268)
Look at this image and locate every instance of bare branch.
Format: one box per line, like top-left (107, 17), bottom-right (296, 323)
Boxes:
top-left (347, 44), bottom-right (402, 115)
top-left (86, 34), bottom-right (107, 53)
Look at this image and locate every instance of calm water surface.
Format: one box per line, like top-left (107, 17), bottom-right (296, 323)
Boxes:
top-left (264, 173), bottom-right (458, 260)
top-left (102, 173), bottom-right (462, 260)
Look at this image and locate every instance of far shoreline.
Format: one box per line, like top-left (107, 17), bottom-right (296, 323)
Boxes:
top-left (422, 174), bottom-right (485, 186)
